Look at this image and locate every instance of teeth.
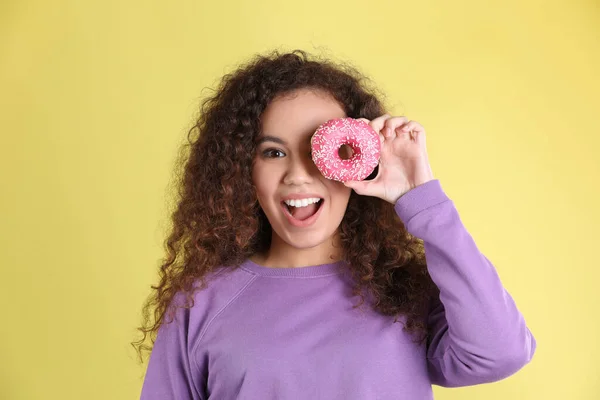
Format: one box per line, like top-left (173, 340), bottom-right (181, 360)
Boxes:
top-left (283, 198), bottom-right (322, 208)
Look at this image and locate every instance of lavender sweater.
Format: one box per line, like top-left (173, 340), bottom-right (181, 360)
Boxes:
top-left (140, 180), bottom-right (536, 399)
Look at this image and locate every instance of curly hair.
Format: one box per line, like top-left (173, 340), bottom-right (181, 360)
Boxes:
top-left (131, 48), bottom-right (440, 364)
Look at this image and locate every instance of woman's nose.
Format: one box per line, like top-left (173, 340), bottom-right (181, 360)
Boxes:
top-left (283, 154), bottom-right (317, 185)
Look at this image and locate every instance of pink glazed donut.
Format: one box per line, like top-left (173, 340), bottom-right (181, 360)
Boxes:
top-left (311, 117), bottom-right (381, 182)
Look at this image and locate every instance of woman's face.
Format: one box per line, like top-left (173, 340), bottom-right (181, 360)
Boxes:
top-left (252, 88), bottom-right (352, 253)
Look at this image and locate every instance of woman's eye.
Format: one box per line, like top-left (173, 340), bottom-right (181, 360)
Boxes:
top-left (263, 148), bottom-right (285, 158)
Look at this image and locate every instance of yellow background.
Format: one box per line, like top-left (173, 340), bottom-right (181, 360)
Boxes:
top-left (1, 0), bottom-right (598, 398)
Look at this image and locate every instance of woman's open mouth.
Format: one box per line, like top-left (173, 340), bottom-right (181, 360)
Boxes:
top-left (280, 199), bottom-right (324, 228)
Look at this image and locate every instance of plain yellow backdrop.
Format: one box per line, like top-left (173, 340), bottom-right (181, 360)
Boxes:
top-left (1, 0), bottom-right (598, 399)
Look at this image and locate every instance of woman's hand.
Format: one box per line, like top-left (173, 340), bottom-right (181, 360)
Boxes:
top-left (343, 114), bottom-right (435, 204)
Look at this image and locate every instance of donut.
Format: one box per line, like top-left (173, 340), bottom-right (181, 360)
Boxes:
top-left (310, 117), bottom-right (381, 182)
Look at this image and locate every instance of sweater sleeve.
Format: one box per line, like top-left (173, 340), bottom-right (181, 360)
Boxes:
top-left (140, 293), bottom-right (206, 400)
top-left (394, 179), bottom-right (537, 387)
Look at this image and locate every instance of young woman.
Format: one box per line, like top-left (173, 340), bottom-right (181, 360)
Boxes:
top-left (134, 49), bottom-right (536, 399)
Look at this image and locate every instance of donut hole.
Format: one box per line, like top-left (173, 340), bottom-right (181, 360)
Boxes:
top-left (338, 144), bottom-right (354, 160)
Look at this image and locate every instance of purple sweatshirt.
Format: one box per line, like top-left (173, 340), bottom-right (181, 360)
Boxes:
top-left (140, 179), bottom-right (536, 399)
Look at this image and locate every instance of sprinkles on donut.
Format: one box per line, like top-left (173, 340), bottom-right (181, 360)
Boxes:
top-left (310, 117), bottom-right (381, 182)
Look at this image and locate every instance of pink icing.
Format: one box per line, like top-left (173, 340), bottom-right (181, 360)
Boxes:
top-left (310, 117), bottom-right (381, 182)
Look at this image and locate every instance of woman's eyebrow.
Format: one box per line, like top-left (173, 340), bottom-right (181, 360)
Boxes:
top-left (256, 135), bottom-right (287, 146)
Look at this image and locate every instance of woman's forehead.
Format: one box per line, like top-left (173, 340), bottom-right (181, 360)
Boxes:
top-left (262, 90), bottom-right (344, 124)
top-left (256, 131), bottom-right (313, 147)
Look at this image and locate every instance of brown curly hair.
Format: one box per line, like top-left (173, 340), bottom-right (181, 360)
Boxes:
top-left (131, 48), bottom-right (440, 364)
